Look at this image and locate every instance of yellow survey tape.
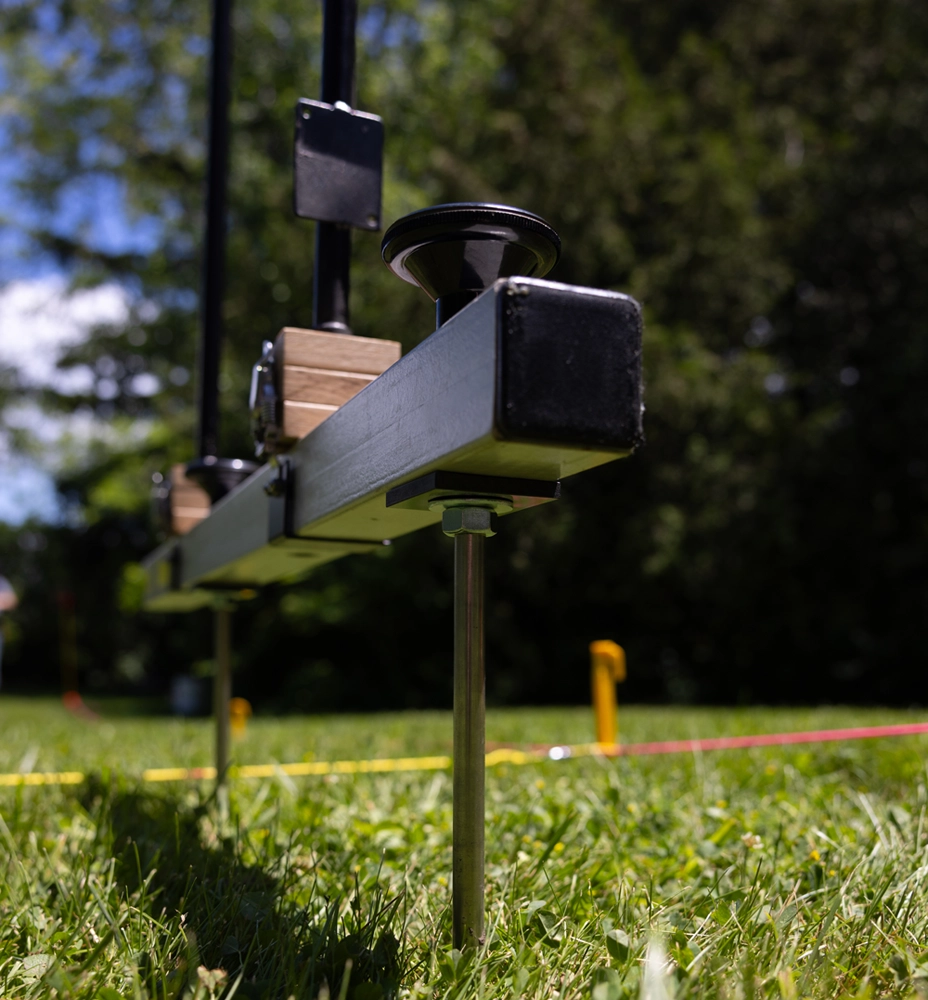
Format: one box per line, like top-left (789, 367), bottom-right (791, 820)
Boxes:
top-left (144, 754), bottom-right (454, 782)
top-left (0, 746), bottom-right (604, 787)
top-left (6, 722), bottom-right (925, 787)
top-left (0, 771), bottom-right (85, 787)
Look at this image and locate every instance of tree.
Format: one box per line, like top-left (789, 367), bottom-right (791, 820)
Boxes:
top-left (1, 0), bottom-right (926, 706)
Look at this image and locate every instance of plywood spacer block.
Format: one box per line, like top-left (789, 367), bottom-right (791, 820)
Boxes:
top-left (282, 400), bottom-right (340, 439)
top-left (281, 365), bottom-right (376, 406)
top-left (170, 464), bottom-right (210, 535)
top-left (274, 327), bottom-right (401, 443)
top-left (275, 327), bottom-right (401, 376)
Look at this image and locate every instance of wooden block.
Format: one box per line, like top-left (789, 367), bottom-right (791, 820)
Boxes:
top-left (282, 365), bottom-right (376, 406)
top-left (170, 464), bottom-right (210, 534)
top-left (275, 327), bottom-right (401, 376)
top-left (274, 327), bottom-right (402, 444)
top-left (171, 488), bottom-right (210, 510)
top-left (282, 400), bottom-right (339, 440)
top-left (173, 512), bottom-right (209, 535)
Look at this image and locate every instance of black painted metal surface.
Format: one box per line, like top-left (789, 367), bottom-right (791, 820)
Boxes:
top-left (311, 0), bottom-right (360, 334)
top-left (294, 100), bottom-right (383, 229)
top-left (382, 203), bottom-right (560, 326)
top-left (386, 471), bottom-right (560, 511)
top-left (143, 277), bottom-right (642, 610)
top-left (495, 280), bottom-right (644, 451)
top-left (196, 0), bottom-right (234, 462)
top-left (320, 0), bottom-right (356, 106)
top-left (186, 0), bottom-right (258, 501)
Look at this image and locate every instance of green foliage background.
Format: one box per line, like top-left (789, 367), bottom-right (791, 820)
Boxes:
top-left (1, 0), bottom-right (926, 706)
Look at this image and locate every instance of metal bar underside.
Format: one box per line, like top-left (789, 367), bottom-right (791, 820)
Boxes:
top-left (142, 277), bottom-right (642, 612)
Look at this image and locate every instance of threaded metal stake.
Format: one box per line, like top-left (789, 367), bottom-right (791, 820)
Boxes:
top-left (452, 531), bottom-right (485, 948)
top-left (438, 502), bottom-right (496, 949)
top-left (450, 526), bottom-right (488, 949)
top-left (213, 606), bottom-right (232, 787)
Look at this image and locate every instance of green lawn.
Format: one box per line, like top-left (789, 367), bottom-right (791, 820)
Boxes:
top-left (1, 698), bottom-right (927, 998)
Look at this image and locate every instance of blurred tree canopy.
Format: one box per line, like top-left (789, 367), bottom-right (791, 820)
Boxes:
top-left (1, 0), bottom-right (926, 707)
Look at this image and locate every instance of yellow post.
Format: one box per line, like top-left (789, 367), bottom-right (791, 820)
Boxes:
top-left (230, 697), bottom-right (252, 738)
top-left (589, 640), bottom-right (626, 746)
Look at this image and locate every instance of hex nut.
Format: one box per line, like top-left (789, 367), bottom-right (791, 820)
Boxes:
top-left (442, 507), bottom-right (497, 538)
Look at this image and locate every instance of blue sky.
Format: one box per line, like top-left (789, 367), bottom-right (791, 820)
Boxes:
top-left (0, 0), bottom-right (184, 525)
top-left (0, 113), bottom-right (149, 525)
top-left (0, 276), bottom-right (134, 524)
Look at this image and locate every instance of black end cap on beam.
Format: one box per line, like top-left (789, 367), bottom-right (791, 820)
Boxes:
top-left (495, 280), bottom-right (644, 453)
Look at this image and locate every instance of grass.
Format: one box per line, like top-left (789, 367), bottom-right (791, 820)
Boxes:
top-left (1, 698), bottom-right (928, 998)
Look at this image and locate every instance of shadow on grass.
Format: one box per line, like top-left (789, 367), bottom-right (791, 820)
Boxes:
top-left (80, 776), bottom-right (404, 1000)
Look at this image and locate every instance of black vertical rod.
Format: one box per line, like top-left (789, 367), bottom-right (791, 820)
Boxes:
top-left (312, 0), bottom-right (357, 334)
top-left (196, 0), bottom-right (234, 459)
top-left (320, 0), bottom-right (356, 105)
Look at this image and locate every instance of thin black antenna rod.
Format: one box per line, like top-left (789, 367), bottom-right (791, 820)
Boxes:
top-left (197, 0), bottom-right (234, 459)
top-left (320, 0), bottom-right (356, 105)
top-left (312, 0), bottom-right (357, 334)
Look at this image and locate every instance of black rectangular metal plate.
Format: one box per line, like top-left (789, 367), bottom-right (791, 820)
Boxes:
top-left (294, 99), bottom-right (383, 229)
top-left (386, 470), bottom-right (560, 511)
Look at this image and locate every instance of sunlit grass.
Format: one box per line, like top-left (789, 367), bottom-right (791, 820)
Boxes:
top-left (1, 699), bottom-right (927, 998)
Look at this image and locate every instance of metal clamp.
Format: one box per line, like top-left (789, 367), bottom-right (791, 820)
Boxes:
top-left (250, 339), bottom-right (282, 458)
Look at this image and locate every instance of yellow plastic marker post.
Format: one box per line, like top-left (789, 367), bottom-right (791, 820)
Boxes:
top-left (229, 697), bottom-right (252, 738)
top-left (590, 640), bottom-right (627, 746)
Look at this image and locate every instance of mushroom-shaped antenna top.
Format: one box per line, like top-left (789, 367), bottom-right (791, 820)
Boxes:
top-left (382, 203), bottom-right (560, 326)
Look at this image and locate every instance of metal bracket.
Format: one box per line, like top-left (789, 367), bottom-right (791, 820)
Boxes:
top-left (265, 456), bottom-right (293, 540)
top-left (249, 339), bottom-right (281, 458)
top-left (294, 99), bottom-right (383, 230)
top-left (266, 456), bottom-right (382, 557)
top-left (386, 470), bottom-right (559, 513)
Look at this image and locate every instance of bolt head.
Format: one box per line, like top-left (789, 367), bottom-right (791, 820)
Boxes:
top-left (442, 507), bottom-right (497, 537)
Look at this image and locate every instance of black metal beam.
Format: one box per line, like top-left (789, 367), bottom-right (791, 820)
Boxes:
top-left (142, 278), bottom-right (643, 611)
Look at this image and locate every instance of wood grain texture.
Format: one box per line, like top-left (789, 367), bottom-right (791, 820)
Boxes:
top-left (274, 327), bottom-right (402, 443)
top-left (171, 489), bottom-right (210, 509)
top-left (275, 327), bottom-right (401, 376)
top-left (282, 365), bottom-right (376, 406)
top-left (282, 400), bottom-right (339, 440)
top-left (170, 464), bottom-right (210, 534)
top-left (173, 513), bottom-right (209, 535)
